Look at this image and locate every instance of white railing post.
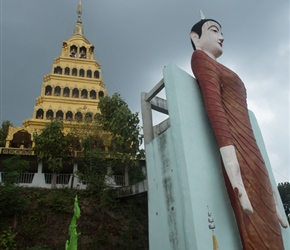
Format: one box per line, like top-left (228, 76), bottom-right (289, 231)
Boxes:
top-left (37, 161), bottom-right (43, 173)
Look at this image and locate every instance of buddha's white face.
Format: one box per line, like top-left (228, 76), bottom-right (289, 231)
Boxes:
top-left (190, 21), bottom-right (224, 59)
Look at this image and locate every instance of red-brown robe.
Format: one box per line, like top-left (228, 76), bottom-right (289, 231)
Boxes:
top-left (191, 50), bottom-right (284, 249)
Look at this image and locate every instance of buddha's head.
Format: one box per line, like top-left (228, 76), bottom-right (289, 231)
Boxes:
top-left (190, 19), bottom-right (224, 59)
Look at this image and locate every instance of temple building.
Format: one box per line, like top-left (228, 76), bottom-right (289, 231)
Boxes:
top-left (0, 1), bottom-right (113, 188)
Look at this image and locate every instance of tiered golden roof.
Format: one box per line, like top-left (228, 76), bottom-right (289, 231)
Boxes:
top-left (3, 0), bottom-right (107, 151)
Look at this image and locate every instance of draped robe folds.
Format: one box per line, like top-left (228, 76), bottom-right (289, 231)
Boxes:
top-left (191, 50), bottom-right (284, 249)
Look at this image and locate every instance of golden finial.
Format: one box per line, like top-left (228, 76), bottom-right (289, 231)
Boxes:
top-left (74, 0), bottom-right (83, 35)
top-left (77, 0), bottom-right (82, 17)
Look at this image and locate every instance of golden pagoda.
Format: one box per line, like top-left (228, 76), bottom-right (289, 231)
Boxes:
top-left (2, 0), bottom-right (107, 154)
top-left (0, 1), bottom-right (116, 188)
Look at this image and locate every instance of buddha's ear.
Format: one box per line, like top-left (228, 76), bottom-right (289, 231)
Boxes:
top-left (190, 31), bottom-right (200, 49)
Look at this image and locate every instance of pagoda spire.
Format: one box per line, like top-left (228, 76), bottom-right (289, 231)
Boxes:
top-left (73, 0), bottom-right (83, 36)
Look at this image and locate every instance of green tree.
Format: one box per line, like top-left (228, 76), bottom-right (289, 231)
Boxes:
top-left (0, 120), bottom-right (12, 147)
top-left (68, 106), bottom-right (108, 193)
top-left (2, 155), bottom-right (29, 186)
top-left (278, 182), bottom-right (290, 221)
top-left (0, 229), bottom-right (17, 250)
top-left (67, 112), bottom-right (116, 209)
top-left (97, 93), bottom-right (145, 186)
top-left (0, 156), bottom-right (29, 216)
top-left (76, 137), bottom-right (110, 197)
top-left (33, 120), bottom-right (72, 188)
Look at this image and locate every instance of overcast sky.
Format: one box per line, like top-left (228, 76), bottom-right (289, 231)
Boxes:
top-left (0, 0), bottom-right (289, 184)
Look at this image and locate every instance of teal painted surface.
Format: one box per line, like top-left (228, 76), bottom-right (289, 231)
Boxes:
top-left (146, 63), bottom-right (289, 249)
top-left (146, 63), bottom-right (241, 250)
top-left (147, 131), bottom-right (186, 249)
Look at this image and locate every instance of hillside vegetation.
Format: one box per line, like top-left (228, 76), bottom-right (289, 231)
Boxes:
top-left (0, 187), bottom-right (148, 250)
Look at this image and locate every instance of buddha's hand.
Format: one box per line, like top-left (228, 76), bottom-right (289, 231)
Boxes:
top-left (220, 145), bottom-right (254, 215)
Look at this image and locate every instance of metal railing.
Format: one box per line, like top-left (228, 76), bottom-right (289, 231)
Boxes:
top-left (44, 173), bottom-right (71, 184)
top-left (0, 172), bottom-right (126, 188)
top-left (113, 175), bottom-right (125, 186)
top-left (0, 172), bottom-right (35, 184)
top-left (17, 173), bottom-right (35, 184)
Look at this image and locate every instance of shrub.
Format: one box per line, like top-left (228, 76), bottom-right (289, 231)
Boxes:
top-left (0, 228), bottom-right (17, 250)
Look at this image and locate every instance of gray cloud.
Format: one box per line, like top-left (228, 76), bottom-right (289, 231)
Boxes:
top-left (1, 0), bottom-right (289, 183)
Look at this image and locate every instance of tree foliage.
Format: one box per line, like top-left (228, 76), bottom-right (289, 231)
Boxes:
top-left (68, 106), bottom-right (101, 144)
top-left (0, 228), bottom-right (17, 250)
top-left (0, 156), bottom-right (29, 216)
top-left (278, 182), bottom-right (290, 219)
top-left (72, 94), bottom-right (145, 188)
top-left (97, 93), bottom-right (144, 161)
top-left (0, 120), bottom-right (12, 147)
top-left (33, 120), bottom-right (72, 188)
top-left (2, 155), bottom-right (29, 186)
top-left (97, 93), bottom-right (145, 185)
top-left (68, 106), bottom-right (109, 193)
top-left (77, 138), bottom-right (110, 196)
top-left (0, 185), bottom-right (29, 216)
